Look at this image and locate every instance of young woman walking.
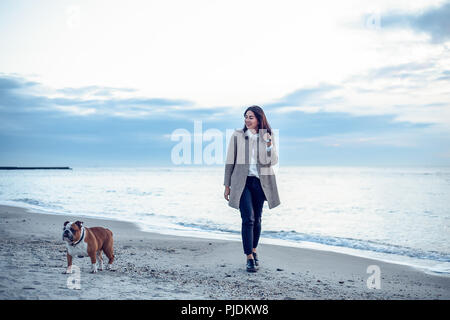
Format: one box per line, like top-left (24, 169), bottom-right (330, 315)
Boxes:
top-left (224, 105), bottom-right (280, 272)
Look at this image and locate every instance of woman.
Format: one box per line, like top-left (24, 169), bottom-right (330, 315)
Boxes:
top-left (224, 105), bottom-right (280, 272)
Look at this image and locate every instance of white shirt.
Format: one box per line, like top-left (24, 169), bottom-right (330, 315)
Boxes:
top-left (246, 129), bottom-right (273, 178)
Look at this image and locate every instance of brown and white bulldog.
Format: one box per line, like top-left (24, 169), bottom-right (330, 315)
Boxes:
top-left (62, 220), bottom-right (115, 274)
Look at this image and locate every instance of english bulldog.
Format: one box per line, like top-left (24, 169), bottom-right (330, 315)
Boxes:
top-left (62, 220), bottom-right (115, 274)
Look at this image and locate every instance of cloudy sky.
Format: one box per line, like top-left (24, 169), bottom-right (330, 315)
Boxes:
top-left (0, 0), bottom-right (449, 166)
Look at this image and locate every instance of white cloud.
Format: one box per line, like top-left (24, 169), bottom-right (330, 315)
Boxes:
top-left (289, 130), bottom-right (425, 148)
top-left (53, 105), bottom-right (97, 116)
top-left (273, 106), bottom-right (324, 114)
top-left (0, 0), bottom-right (446, 109)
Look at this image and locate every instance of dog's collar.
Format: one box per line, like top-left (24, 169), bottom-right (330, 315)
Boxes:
top-left (71, 227), bottom-right (85, 246)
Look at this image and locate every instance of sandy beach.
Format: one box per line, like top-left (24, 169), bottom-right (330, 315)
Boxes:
top-left (0, 204), bottom-right (448, 300)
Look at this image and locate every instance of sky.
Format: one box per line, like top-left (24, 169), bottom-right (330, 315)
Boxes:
top-left (0, 0), bottom-right (449, 167)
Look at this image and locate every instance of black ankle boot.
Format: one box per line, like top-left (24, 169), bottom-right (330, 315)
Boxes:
top-left (246, 258), bottom-right (257, 272)
top-left (253, 252), bottom-right (259, 266)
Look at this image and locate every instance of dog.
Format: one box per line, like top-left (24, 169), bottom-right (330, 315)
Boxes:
top-left (62, 220), bottom-right (115, 274)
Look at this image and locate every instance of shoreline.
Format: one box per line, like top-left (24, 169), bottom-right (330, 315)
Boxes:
top-left (0, 204), bottom-right (449, 299)
top-left (2, 200), bottom-right (447, 278)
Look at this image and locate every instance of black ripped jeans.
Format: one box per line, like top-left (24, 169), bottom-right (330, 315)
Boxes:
top-left (239, 176), bottom-right (266, 255)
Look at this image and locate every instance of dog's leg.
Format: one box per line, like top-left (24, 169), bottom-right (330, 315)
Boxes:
top-left (97, 251), bottom-right (103, 271)
top-left (64, 253), bottom-right (73, 274)
top-left (89, 251), bottom-right (97, 273)
top-left (103, 232), bottom-right (115, 270)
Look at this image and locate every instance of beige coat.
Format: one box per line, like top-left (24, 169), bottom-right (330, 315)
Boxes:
top-left (224, 129), bottom-right (280, 210)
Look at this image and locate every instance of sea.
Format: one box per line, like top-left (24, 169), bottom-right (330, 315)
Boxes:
top-left (1, 166), bottom-right (449, 276)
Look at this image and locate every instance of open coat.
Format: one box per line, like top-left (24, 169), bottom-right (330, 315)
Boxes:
top-left (224, 129), bottom-right (280, 210)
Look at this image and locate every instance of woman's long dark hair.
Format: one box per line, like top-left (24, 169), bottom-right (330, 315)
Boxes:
top-left (243, 105), bottom-right (272, 135)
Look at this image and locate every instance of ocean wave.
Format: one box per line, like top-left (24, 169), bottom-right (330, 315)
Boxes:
top-left (12, 198), bottom-right (63, 210)
top-left (126, 188), bottom-right (162, 196)
top-left (263, 231), bottom-right (450, 263)
top-left (176, 221), bottom-right (240, 235)
top-left (174, 221), bottom-right (450, 263)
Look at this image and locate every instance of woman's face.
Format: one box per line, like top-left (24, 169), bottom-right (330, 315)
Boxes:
top-left (245, 110), bottom-right (258, 130)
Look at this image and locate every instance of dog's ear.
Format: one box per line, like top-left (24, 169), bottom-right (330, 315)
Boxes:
top-left (63, 221), bottom-right (70, 228)
top-left (74, 221), bottom-right (84, 229)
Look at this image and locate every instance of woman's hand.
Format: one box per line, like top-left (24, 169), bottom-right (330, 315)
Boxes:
top-left (263, 132), bottom-right (272, 147)
top-left (224, 186), bottom-right (230, 201)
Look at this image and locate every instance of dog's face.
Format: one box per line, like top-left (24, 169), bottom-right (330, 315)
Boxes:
top-left (62, 221), bottom-right (84, 243)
